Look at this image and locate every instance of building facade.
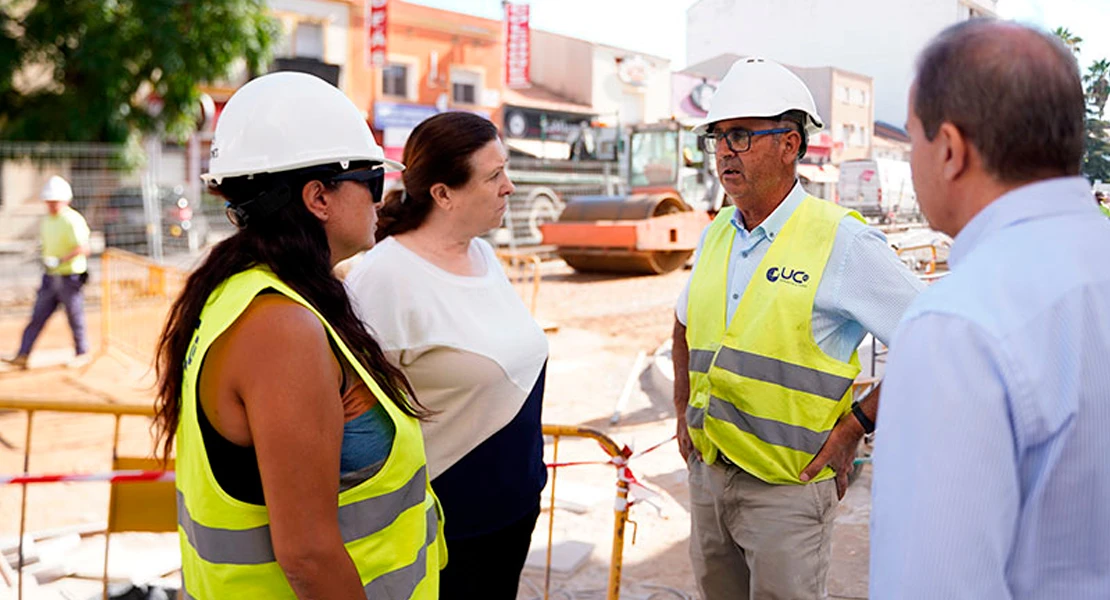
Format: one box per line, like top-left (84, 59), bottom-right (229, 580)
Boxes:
top-left (873, 120), bottom-right (912, 161)
top-left (529, 29), bottom-right (672, 127)
top-left (508, 29), bottom-right (673, 160)
top-left (359, 0), bottom-right (504, 166)
top-left (202, 1), bottom-right (675, 166)
top-left (790, 66), bottom-right (874, 164)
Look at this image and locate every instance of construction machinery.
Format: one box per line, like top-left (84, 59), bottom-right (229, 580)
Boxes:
top-left (539, 119), bottom-right (720, 274)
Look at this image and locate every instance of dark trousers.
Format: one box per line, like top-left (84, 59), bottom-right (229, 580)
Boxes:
top-left (439, 503), bottom-right (541, 600)
top-left (18, 274), bottom-right (88, 356)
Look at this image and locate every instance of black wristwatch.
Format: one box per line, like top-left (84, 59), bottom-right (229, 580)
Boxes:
top-left (851, 401), bottom-right (876, 434)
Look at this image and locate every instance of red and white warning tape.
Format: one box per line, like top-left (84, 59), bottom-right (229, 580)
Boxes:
top-left (0, 470), bottom-right (174, 485)
top-left (546, 434), bottom-right (677, 511)
top-left (545, 434), bottom-right (677, 470)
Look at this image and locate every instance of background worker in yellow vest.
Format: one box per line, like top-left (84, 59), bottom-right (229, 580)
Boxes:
top-left (3, 175), bottom-right (91, 370)
top-left (1095, 190), bottom-right (1110, 218)
top-left (152, 72), bottom-right (444, 599)
top-left (672, 58), bottom-right (925, 600)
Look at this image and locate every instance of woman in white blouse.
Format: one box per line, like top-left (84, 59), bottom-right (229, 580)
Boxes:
top-left (346, 112), bottom-right (548, 600)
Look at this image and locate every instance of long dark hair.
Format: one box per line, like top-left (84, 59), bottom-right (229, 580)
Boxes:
top-left (376, 112), bottom-right (500, 240)
top-left (153, 163), bottom-right (429, 461)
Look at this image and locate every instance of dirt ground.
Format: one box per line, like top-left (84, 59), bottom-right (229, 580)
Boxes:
top-left (0, 261), bottom-right (871, 600)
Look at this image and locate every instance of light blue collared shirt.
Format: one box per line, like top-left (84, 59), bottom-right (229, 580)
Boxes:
top-left (871, 177), bottom-right (1110, 599)
top-left (677, 181), bottom-right (924, 360)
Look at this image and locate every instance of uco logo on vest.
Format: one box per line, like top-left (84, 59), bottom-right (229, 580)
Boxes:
top-left (766, 267), bottom-right (810, 286)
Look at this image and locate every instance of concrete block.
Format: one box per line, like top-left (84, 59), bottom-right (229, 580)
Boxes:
top-left (523, 540), bottom-right (594, 574)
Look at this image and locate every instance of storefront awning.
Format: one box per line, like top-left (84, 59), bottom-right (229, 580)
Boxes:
top-left (797, 163), bottom-right (840, 184)
top-left (501, 86), bottom-right (595, 116)
top-left (505, 139), bottom-right (572, 160)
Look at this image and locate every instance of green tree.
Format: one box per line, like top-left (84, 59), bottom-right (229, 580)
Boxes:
top-left (1053, 26), bottom-right (1083, 56)
top-left (1085, 59), bottom-right (1110, 119)
top-left (0, 0), bottom-right (279, 145)
top-left (1082, 59), bottom-right (1110, 182)
top-left (1054, 26), bottom-right (1110, 182)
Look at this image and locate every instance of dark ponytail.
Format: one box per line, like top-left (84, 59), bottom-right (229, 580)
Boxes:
top-left (376, 112), bottom-right (500, 241)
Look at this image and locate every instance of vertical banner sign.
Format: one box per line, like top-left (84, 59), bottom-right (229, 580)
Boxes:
top-left (368, 0), bottom-right (388, 67)
top-left (504, 3), bottom-right (530, 88)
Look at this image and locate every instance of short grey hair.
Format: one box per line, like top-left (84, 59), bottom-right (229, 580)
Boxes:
top-left (914, 19), bottom-right (1084, 182)
top-left (775, 110), bottom-right (808, 160)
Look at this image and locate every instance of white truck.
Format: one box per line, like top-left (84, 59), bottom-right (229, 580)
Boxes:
top-left (837, 158), bottom-right (919, 223)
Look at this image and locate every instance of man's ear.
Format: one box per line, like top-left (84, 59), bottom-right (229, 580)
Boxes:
top-left (937, 122), bottom-right (969, 183)
top-left (781, 130), bottom-right (802, 165)
top-left (429, 182), bottom-right (452, 211)
top-left (302, 180), bottom-right (330, 221)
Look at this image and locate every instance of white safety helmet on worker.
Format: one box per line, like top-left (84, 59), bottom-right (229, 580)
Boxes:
top-left (692, 57), bottom-right (824, 136)
top-left (202, 71), bottom-right (402, 185)
top-left (40, 175), bottom-right (73, 203)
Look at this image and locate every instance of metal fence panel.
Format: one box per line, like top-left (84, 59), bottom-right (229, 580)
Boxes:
top-left (0, 141), bottom-right (222, 315)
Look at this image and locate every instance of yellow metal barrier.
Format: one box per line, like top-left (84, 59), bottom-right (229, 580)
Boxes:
top-left (0, 397), bottom-right (157, 600)
top-left (98, 249), bottom-right (187, 365)
top-left (540, 424), bottom-right (633, 600)
top-left (896, 243), bottom-right (939, 275)
top-left (497, 249), bottom-right (543, 317)
top-left (0, 403), bottom-right (631, 598)
top-left (105, 455), bottom-right (177, 598)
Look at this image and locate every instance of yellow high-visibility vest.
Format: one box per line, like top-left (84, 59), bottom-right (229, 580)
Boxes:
top-left (176, 267), bottom-right (445, 599)
top-left (686, 196), bottom-right (863, 484)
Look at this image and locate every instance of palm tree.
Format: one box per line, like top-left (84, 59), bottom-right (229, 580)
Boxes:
top-left (1085, 59), bottom-right (1110, 119)
top-left (1053, 26), bottom-right (1083, 56)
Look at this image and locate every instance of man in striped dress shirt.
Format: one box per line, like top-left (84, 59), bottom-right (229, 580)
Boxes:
top-left (871, 19), bottom-right (1110, 599)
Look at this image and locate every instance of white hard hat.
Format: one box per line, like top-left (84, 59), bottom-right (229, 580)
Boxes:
top-left (692, 57), bottom-right (824, 136)
top-left (202, 71), bottom-right (402, 184)
top-left (41, 176), bottom-right (73, 202)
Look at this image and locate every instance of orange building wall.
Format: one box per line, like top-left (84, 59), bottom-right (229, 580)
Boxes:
top-left (343, 0), bottom-right (505, 119)
top-left (343, 0), bottom-right (375, 114)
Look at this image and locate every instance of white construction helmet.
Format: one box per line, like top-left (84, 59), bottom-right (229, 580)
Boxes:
top-left (202, 71), bottom-right (402, 184)
top-left (40, 176), bottom-right (73, 202)
top-left (692, 57), bottom-right (824, 136)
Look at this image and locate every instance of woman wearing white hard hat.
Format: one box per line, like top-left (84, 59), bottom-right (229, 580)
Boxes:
top-left (3, 175), bottom-right (91, 370)
top-left (153, 71), bottom-right (444, 599)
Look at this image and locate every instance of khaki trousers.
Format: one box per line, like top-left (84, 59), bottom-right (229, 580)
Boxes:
top-left (687, 454), bottom-right (839, 600)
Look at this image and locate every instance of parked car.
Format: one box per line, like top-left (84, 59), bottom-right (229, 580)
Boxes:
top-left (837, 159), bottom-right (919, 223)
top-left (102, 185), bottom-right (211, 254)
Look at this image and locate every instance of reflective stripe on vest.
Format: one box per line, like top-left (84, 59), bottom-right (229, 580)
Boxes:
top-left (177, 465), bottom-right (428, 565)
top-left (363, 504), bottom-right (439, 598)
top-left (176, 268), bottom-right (444, 598)
top-left (686, 397), bottom-right (830, 455)
top-left (182, 503), bottom-right (439, 599)
top-left (685, 197), bottom-right (863, 484)
top-left (713, 348), bottom-right (853, 402)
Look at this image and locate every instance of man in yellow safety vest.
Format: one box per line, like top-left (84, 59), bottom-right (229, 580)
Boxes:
top-left (673, 57), bottom-right (925, 600)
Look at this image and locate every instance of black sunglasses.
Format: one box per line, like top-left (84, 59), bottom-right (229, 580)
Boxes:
top-left (330, 167), bottom-right (386, 204)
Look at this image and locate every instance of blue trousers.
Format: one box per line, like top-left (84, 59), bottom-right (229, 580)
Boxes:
top-left (17, 273), bottom-right (88, 356)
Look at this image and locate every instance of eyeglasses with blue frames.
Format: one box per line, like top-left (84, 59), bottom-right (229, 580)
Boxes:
top-left (330, 167), bottom-right (386, 204)
top-left (701, 127), bottom-right (794, 155)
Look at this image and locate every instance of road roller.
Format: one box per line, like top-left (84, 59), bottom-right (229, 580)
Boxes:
top-left (539, 119), bottom-right (721, 275)
top-left (539, 193), bottom-right (711, 274)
